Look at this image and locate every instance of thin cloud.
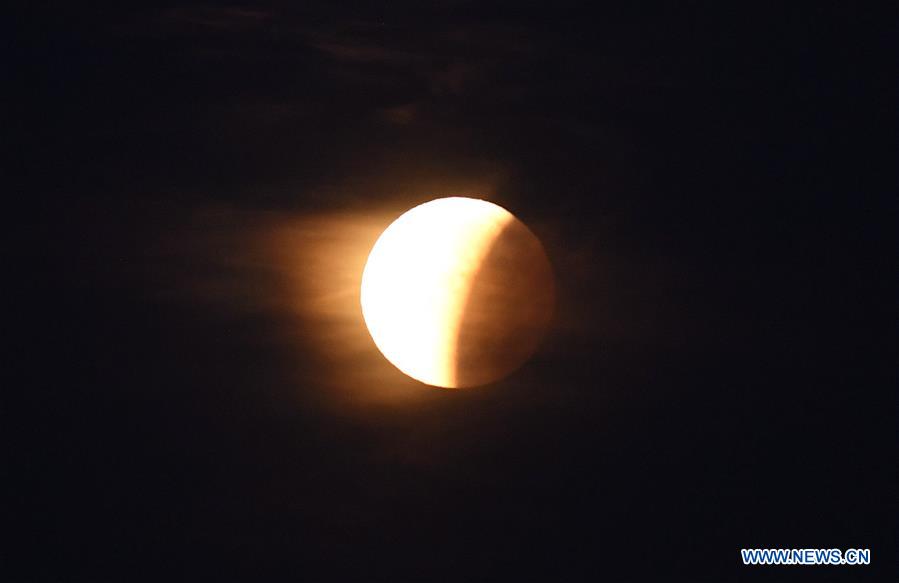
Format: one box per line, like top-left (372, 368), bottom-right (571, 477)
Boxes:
top-left (162, 5), bottom-right (272, 31)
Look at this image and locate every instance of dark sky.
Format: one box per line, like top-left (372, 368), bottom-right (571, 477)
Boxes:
top-left (8, 2), bottom-right (895, 581)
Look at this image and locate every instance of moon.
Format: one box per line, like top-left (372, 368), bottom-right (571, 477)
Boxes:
top-left (360, 197), bottom-right (554, 388)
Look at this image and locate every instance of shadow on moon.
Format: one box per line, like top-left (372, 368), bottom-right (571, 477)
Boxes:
top-left (454, 214), bottom-right (555, 388)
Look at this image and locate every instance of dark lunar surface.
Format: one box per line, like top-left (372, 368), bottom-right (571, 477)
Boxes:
top-left (7, 2), bottom-right (895, 581)
top-left (455, 214), bottom-right (554, 388)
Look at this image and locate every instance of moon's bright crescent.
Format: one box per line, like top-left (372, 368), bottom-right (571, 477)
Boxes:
top-left (360, 197), bottom-right (553, 388)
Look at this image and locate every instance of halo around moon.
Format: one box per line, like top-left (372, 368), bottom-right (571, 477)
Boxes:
top-left (360, 197), bottom-right (554, 388)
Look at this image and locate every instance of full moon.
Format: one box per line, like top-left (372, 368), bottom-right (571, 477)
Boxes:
top-left (360, 197), bottom-right (554, 388)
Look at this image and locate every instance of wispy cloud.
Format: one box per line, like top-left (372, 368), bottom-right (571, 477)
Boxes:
top-left (161, 5), bottom-right (273, 31)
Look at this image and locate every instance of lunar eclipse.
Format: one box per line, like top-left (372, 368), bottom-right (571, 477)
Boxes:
top-left (9, 3), bottom-right (887, 582)
top-left (360, 197), bottom-right (554, 388)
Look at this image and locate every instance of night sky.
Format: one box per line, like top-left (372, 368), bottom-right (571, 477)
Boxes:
top-left (8, 3), bottom-right (895, 581)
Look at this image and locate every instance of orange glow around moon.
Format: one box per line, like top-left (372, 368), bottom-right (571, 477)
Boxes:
top-left (360, 197), bottom-right (554, 388)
